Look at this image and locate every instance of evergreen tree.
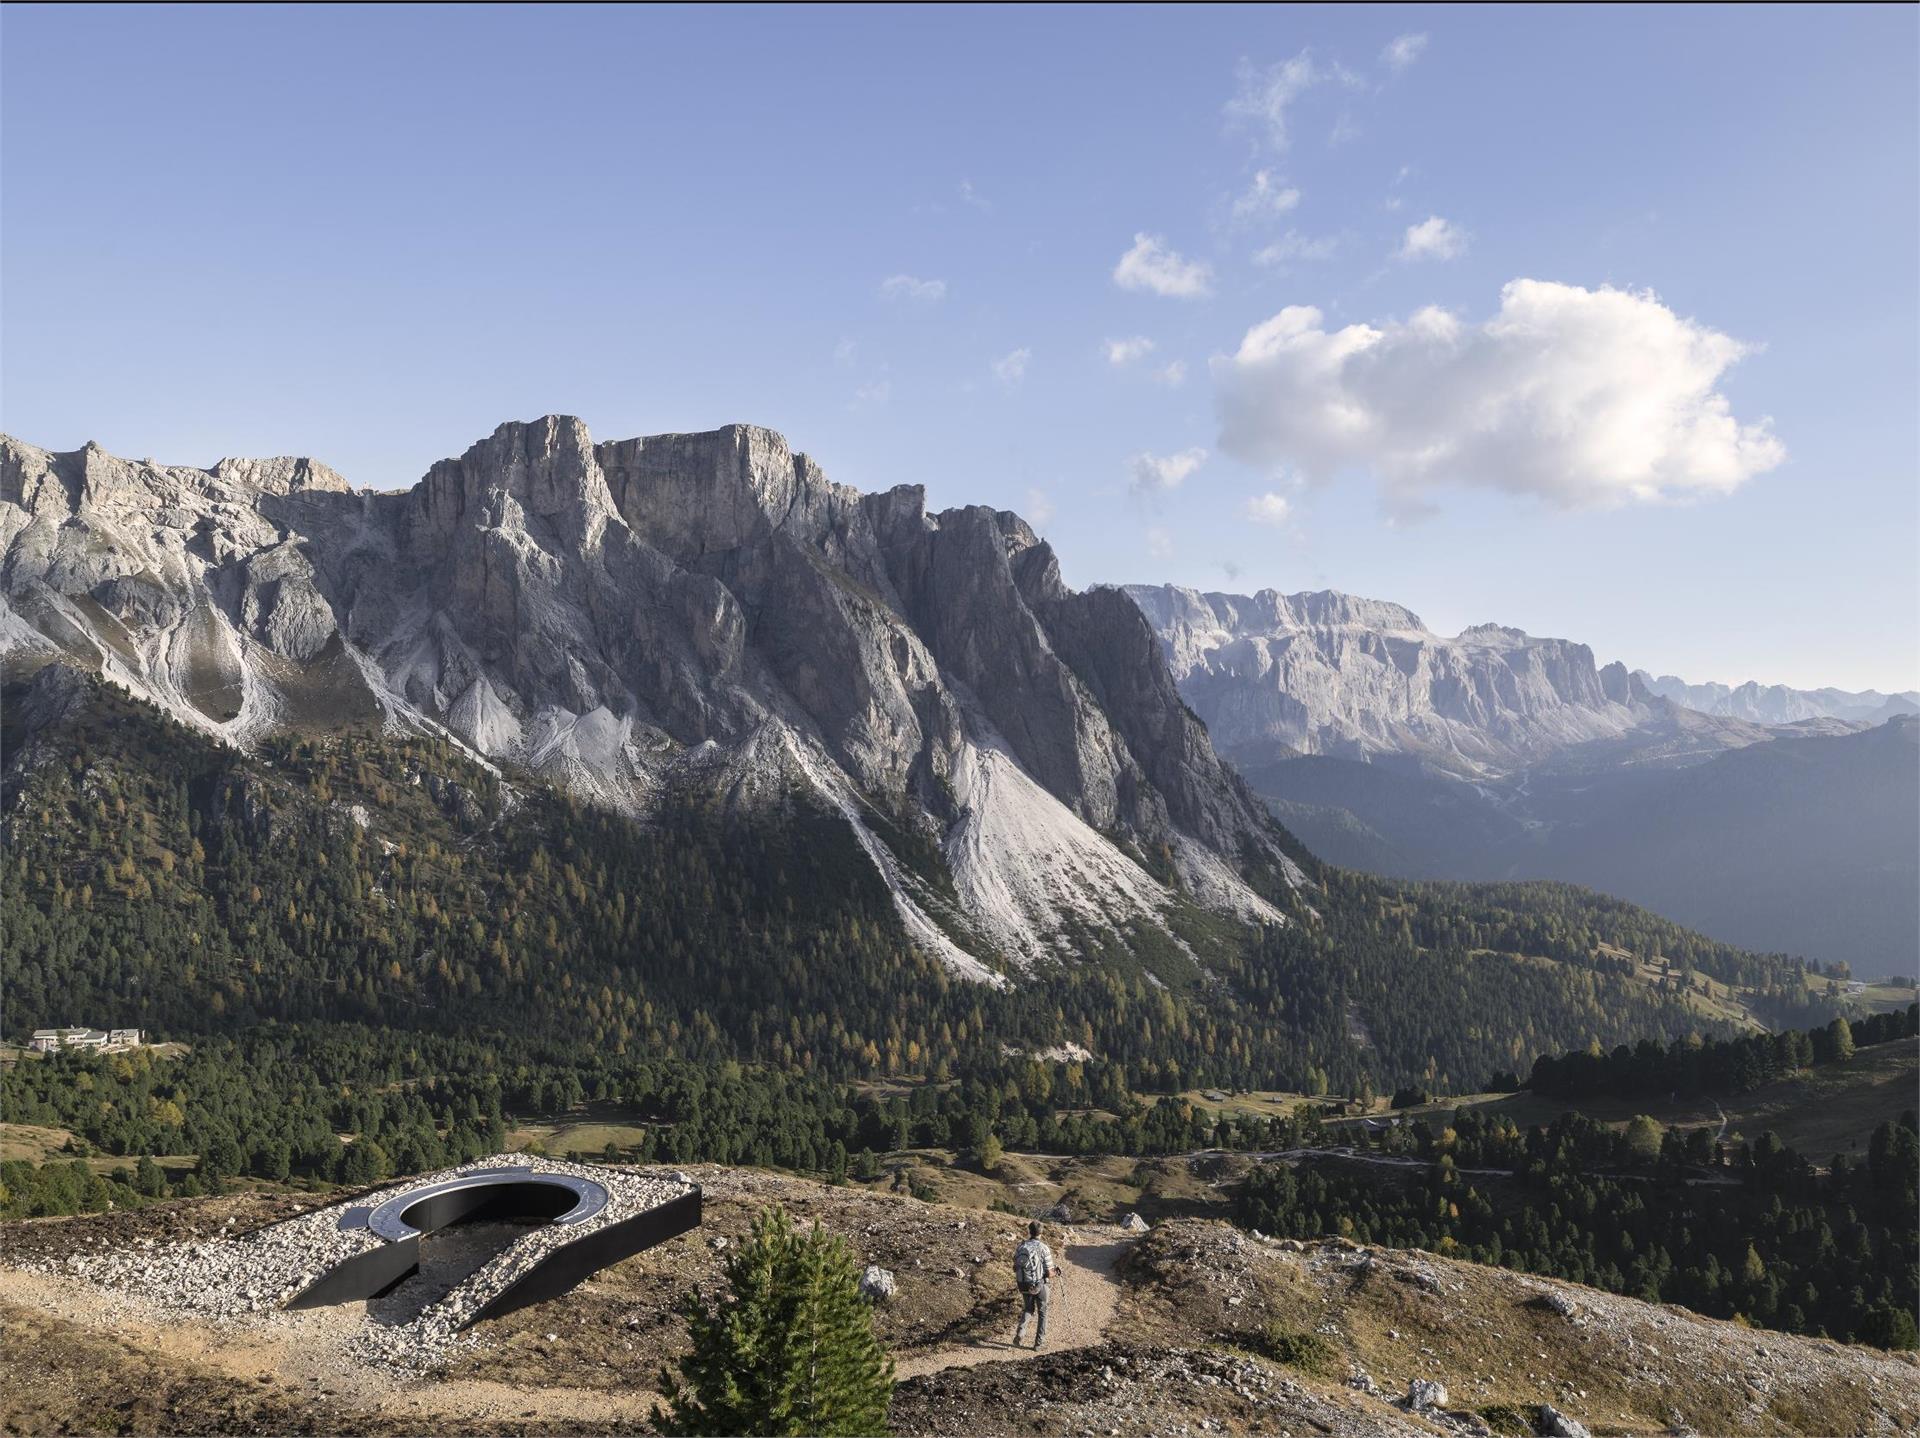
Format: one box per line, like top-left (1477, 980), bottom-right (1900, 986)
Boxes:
top-left (656, 1207), bottom-right (893, 1436)
top-left (1828, 1016), bottom-right (1856, 1062)
top-left (1625, 1114), bottom-right (1663, 1162)
top-left (133, 1154), bottom-right (166, 1197)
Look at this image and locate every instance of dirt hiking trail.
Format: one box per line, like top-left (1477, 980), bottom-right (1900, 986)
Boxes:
top-left (894, 1229), bottom-right (1133, 1380)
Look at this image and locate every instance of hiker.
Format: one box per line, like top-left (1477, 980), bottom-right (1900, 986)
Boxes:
top-left (1012, 1220), bottom-right (1059, 1347)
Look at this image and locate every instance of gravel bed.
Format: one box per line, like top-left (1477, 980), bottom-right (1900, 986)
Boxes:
top-left (14, 1156), bottom-right (694, 1373)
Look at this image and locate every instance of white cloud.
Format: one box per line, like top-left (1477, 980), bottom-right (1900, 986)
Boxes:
top-left (833, 337), bottom-right (858, 366)
top-left (1113, 233), bottom-right (1213, 299)
top-left (1153, 360), bottom-right (1188, 387)
top-left (1105, 335), bottom-right (1157, 366)
top-left (851, 378), bottom-right (891, 409)
top-left (1381, 33), bottom-right (1428, 73)
top-left (1024, 488), bottom-right (1056, 527)
top-left (1212, 279), bottom-right (1786, 513)
top-left (1146, 525), bottom-right (1174, 559)
top-left (880, 274), bottom-right (947, 302)
top-left (1398, 215), bottom-right (1468, 261)
top-left (1225, 52), bottom-right (1320, 151)
top-left (1129, 447), bottom-right (1209, 494)
top-left (1242, 492), bottom-right (1293, 526)
top-left (992, 347), bottom-right (1031, 385)
top-left (1231, 170), bottom-right (1301, 222)
top-left (958, 179), bottom-right (991, 211)
top-left (1254, 230), bottom-right (1339, 266)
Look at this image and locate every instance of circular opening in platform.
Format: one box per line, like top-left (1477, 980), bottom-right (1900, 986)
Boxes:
top-left (365, 1170), bottom-right (610, 1241)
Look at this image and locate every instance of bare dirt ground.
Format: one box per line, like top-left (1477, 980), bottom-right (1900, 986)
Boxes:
top-left (3, 1167), bottom-right (1916, 1436)
top-left (894, 1233), bottom-right (1129, 1379)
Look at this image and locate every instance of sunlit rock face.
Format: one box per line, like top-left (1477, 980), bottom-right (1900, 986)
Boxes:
top-left (2, 420), bottom-right (1297, 982)
top-left (1126, 582), bottom-right (1778, 779)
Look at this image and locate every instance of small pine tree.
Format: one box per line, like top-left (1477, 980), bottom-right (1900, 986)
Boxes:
top-left (656, 1207), bottom-right (894, 1437)
top-left (134, 1154), bottom-right (166, 1197)
top-left (1828, 1016), bottom-right (1856, 1062)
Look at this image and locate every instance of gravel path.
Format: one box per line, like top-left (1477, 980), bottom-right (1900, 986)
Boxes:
top-left (895, 1230), bottom-right (1133, 1379)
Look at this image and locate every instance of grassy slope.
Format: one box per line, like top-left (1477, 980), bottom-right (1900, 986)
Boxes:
top-left (1342, 1038), bottom-right (1918, 1161)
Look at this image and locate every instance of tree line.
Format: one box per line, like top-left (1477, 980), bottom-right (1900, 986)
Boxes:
top-left (3, 676), bottom-right (1846, 1104)
top-left (1234, 1106), bottom-right (1919, 1351)
top-left (1527, 1005), bottom-right (1917, 1102)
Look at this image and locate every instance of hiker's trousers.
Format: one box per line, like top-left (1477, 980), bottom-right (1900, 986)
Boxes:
top-left (1014, 1282), bottom-right (1050, 1343)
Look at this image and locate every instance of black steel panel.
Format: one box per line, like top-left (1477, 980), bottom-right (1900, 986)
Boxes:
top-left (285, 1235), bottom-right (421, 1309)
top-left (465, 1187), bottom-right (703, 1327)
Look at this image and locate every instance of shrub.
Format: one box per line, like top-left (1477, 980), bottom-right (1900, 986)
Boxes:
top-left (656, 1207), bottom-right (894, 1436)
top-left (1257, 1325), bottom-right (1336, 1376)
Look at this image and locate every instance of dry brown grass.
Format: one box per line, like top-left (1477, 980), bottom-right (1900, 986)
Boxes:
top-left (1115, 1220), bottom-right (1920, 1436)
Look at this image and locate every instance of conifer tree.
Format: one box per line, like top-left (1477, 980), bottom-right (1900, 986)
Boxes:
top-left (656, 1206), bottom-right (893, 1436)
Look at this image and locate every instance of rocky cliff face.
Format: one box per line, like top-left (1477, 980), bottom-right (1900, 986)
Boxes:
top-left (1125, 584), bottom-right (1769, 779)
top-left (1, 422), bottom-right (1295, 982)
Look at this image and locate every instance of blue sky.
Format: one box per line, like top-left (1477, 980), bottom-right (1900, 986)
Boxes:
top-left (5, 4), bottom-right (1915, 690)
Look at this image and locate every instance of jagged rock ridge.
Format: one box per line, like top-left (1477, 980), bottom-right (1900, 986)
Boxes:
top-left (1636, 672), bottom-right (1920, 726)
top-left (1123, 583), bottom-right (1774, 778)
top-left (1, 422), bottom-right (1297, 983)
top-left (1125, 582), bottom-right (1918, 974)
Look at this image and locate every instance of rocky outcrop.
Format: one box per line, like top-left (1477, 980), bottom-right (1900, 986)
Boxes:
top-left (1, 422), bottom-right (1294, 982)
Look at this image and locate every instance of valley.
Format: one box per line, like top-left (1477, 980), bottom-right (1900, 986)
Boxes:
top-left (1131, 584), bottom-right (1920, 977)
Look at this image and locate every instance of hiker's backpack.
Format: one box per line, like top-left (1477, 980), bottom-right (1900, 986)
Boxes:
top-left (1015, 1240), bottom-right (1047, 1293)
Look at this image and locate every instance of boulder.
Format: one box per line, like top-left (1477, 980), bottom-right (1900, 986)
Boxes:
top-left (858, 1265), bottom-right (896, 1303)
top-left (1538, 1405), bottom-right (1592, 1438)
top-left (1119, 1212), bottom-right (1151, 1234)
top-left (1406, 1378), bottom-right (1449, 1411)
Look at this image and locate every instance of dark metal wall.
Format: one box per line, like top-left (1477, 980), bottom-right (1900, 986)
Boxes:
top-left (466, 1188), bottom-right (703, 1327)
top-left (285, 1237), bottom-right (422, 1309)
top-left (396, 1180), bottom-right (580, 1236)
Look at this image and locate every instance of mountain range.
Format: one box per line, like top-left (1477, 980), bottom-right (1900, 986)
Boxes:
top-left (1636, 673), bottom-right (1919, 726)
top-left (0, 419), bottom-right (1873, 1105)
top-left (1128, 584), bottom-right (1920, 975)
top-left (1, 422), bottom-right (1301, 986)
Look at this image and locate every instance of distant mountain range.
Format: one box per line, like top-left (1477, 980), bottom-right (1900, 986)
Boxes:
top-left (1635, 673), bottom-right (1918, 726)
top-left (1128, 584), bottom-right (1920, 976)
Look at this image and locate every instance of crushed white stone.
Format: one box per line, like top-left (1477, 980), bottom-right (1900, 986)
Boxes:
top-left (18, 1155), bottom-right (693, 1373)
